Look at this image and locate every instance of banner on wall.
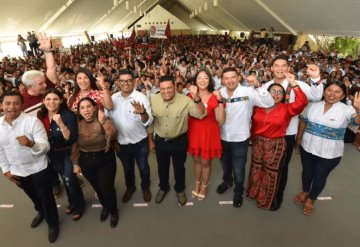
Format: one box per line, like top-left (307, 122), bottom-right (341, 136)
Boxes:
top-left (149, 20), bottom-right (171, 39)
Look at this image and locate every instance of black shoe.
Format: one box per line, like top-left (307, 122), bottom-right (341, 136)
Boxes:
top-left (48, 225), bottom-right (59, 243)
top-left (270, 197), bottom-right (282, 211)
top-left (122, 188), bottom-right (136, 203)
top-left (143, 190), bottom-right (152, 202)
top-left (31, 213), bottom-right (44, 228)
top-left (110, 211), bottom-right (119, 228)
top-left (100, 208), bottom-right (109, 222)
top-left (216, 182), bottom-right (232, 194)
top-left (233, 194), bottom-right (243, 208)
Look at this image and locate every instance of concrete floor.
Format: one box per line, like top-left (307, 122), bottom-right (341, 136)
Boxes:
top-left (1, 144), bottom-right (360, 247)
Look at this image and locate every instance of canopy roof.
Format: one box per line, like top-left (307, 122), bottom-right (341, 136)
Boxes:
top-left (1, 0), bottom-right (359, 39)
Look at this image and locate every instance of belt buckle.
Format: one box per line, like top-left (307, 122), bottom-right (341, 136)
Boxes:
top-left (164, 138), bottom-right (171, 142)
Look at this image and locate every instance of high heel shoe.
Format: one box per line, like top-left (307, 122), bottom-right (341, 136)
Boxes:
top-left (192, 181), bottom-right (201, 198)
top-left (198, 184), bottom-right (209, 201)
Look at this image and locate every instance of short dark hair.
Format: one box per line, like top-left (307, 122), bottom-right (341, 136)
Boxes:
top-left (159, 75), bottom-right (175, 84)
top-left (118, 69), bottom-right (133, 79)
top-left (272, 54), bottom-right (289, 66)
top-left (221, 67), bottom-right (237, 77)
top-left (1, 90), bottom-right (24, 104)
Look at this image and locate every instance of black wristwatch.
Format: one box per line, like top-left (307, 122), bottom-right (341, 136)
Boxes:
top-left (218, 99), bottom-right (224, 104)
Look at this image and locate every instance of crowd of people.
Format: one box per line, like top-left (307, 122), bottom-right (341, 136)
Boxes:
top-left (1, 32), bottom-right (360, 243)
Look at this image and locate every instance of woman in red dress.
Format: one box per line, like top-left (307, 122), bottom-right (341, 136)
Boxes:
top-left (188, 69), bottom-right (226, 200)
top-left (246, 73), bottom-right (307, 210)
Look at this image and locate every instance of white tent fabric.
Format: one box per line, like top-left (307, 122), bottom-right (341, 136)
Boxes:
top-left (0, 0), bottom-right (359, 39)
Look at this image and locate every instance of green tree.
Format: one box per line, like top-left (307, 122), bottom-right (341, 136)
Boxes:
top-left (329, 37), bottom-right (360, 58)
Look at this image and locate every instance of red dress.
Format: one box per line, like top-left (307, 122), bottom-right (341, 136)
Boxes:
top-left (188, 94), bottom-right (223, 160)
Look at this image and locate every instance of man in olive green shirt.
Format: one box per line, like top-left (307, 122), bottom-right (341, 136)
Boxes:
top-left (148, 75), bottom-right (206, 205)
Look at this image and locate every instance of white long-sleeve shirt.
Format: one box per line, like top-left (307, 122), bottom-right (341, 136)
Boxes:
top-left (0, 112), bottom-right (50, 176)
top-left (220, 84), bottom-right (274, 142)
top-left (301, 101), bottom-right (357, 159)
top-left (263, 78), bottom-right (323, 135)
top-left (106, 90), bottom-right (153, 145)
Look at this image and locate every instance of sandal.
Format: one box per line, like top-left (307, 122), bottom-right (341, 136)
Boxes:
top-left (192, 181), bottom-right (201, 198)
top-left (295, 192), bottom-right (309, 205)
top-left (72, 211), bottom-right (83, 221)
top-left (198, 184), bottom-right (209, 201)
top-left (65, 205), bottom-right (74, 215)
top-left (303, 199), bottom-right (314, 215)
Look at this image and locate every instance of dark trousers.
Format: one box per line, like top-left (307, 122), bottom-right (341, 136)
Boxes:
top-left (19, 166), bottom-right (59, 227)
top-left (300, 146), bottom-right (341, 200)
top-left (49, 150), bottom-right (85, 213)
top-left (49, 165), bottom-right (61, 187)
top-left (220, 139), bottom-right (249, 195)
top-left (117, 138), bottom-right (150, 191)
top-left (275, 134), bottom-right (296, 201)
top-left (80, 150), bottom-right (118, 213)
top-left (155, 134), bottom-right (187, 193)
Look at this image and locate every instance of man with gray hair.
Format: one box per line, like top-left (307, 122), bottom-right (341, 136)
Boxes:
top-left (21, 33), bottom-right (63, 198)
top-left (22, 33), bottom-right (58, 114)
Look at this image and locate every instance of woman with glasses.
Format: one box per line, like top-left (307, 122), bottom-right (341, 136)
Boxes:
top-left (246, 73), bottom-right (307, 210)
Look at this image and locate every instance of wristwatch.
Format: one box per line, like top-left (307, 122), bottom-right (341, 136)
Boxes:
top-left (218, 99), bottom-right (224, 104)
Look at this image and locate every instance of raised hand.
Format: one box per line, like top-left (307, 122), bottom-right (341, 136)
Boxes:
top-left (306, 64), bottom-right (320, 79)
top-left (52, 114), bottom-right (64, 127)
top-left (189, 85), bottom-right (199, 98)
top-left (285, 72), bottom-right (298, 87)
top-left (353, 92), bottom-right (360, 113)
top-left (213, 90), bottom-right (222, 100)
top-left (131, 101), bottom-right (146, 114)
top-left (246, 75), bottom-right (261, 88)
top-left (98, 109), bottom-right (106, 123)
top-left (36, 32), bottom-right (51, 51)
top-left (96, 71), bottom-right (108, 89)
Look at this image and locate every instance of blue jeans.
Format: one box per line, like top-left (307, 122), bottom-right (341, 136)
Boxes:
top-left (117, 138), bottom-right (150, 191)
top-left (300, 146), bottom-right (341, 200)
top-left (49, 150), bottom-right (85, 213)
top-left (220, 139), bottom-right (249, 195)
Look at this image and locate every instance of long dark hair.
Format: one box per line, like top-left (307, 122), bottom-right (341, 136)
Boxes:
top-left (38, 88), bottom-right (68, 118)
top-left (77, 97), bottom-right (98, 121)
top-left (194, 69), bottom-right (215, 92)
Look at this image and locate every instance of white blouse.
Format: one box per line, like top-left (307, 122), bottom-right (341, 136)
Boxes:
top-left (301, 101), bottom-right (357, 159)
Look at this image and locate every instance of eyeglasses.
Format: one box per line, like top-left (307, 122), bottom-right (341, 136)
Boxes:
top-left (269, 89), bottom-right (284, 95)
top-left (119, 79), bottom-right (133, 84)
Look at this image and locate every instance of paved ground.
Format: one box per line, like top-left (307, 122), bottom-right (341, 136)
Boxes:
top-left (1, 144), bottom-right (359, 247)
